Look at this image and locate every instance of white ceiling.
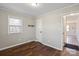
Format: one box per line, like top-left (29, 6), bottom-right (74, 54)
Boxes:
top-left (0, 3), bottom-right (76, 17)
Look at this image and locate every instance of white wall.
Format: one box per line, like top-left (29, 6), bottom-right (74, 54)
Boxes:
top-left (76, 17), bottom-right (79, 45)
top-left (36, 14), bottom-right (63, 50)
top-left (36, 4), bottom-right (79, 50)
top-left (1, 4), bottom-right (79, 51)
top-left (0, 10), bottom-right (36, 50)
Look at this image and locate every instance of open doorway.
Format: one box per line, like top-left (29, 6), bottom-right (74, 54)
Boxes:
top-left (63, 13), bottom-right (79, 56)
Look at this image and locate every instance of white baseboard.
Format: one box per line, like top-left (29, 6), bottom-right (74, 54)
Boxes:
top-left (38, 41), bottom-right (63, 51)
top-left (0, 40), bottom-right (62, 51)
top-left (0, 40), bottom-right (34, 51)
top-left (51, 46), bottom-right (63, 51)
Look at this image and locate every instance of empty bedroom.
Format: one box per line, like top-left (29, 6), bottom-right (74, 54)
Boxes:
top-left (0, 3), bottom-right (79, 56)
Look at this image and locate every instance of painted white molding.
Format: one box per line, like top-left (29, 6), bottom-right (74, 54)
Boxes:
top-left (0, 40), bottom-right (62, 51)
top-left (0, 40), bottom-right (34, 51)
top-left (41, 42), bottom-right (62, 51)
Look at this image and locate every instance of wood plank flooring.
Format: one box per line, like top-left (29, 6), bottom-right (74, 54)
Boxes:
top-left (0, 41), bottom-right (61, 56)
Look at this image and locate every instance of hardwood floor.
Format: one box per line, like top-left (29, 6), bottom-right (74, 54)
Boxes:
top-left (0, 41), bottom-right (79, 56)
top-left (61, 47), bottom-right (79, 56)
top-left (0, 41), bottom-right (61, 56)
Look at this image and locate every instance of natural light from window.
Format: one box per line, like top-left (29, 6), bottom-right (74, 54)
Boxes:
top-left (8, 17), bottom-right (23, 33)
top-left (67, 25), bottom-right (69, 32)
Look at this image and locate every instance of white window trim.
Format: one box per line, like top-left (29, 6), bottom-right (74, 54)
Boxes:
top-left (8, 16), bottom-right (23, 34)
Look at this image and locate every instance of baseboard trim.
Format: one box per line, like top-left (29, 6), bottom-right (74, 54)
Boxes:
top-left (37, 41), bottom-right (62, 51)
top-left (0, 40), bottom-right (35, 51)
top-left (0, 40), bottom-right (62, 51)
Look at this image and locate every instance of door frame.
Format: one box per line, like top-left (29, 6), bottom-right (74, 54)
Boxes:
top-left (63, 13), bottom-right (79, 50)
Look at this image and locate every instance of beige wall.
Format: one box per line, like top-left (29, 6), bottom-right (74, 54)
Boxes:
top-left (0, 10), bottom-right (36, 50)
top-left (36, 4), bottom-right (79, 50)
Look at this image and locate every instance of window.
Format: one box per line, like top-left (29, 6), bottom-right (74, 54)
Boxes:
top-left (8, 17), bottom-right (23, 33)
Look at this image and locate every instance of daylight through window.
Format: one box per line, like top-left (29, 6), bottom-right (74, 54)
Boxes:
top-left (8, 17), bottom-right (23, 33)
